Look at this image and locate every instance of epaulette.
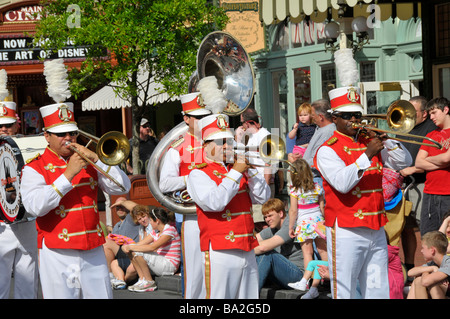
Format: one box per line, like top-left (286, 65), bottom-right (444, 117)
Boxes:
top-left (26, 153), bottom-right (41, 164)
top-left (170, 137), bottom-right (184, 149)
top-left (327, 137), bottom-right (338, 145)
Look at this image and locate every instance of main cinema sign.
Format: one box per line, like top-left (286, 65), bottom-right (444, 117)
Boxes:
top-left (3, 5), bottom-right (42, 22)
top-left (0, 37), bottom-right (89, 64)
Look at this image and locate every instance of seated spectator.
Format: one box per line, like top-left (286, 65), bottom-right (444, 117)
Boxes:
top-left (122, 207), bottom-right (181, 293)
top-left (254, 198), bottom-right (304, 291)
top-left (407, 231), bottom-right (450, 299)
top-left (438, 210), bottom-right (450, 254)
top-left (104, 197), bottom-right (140, 289)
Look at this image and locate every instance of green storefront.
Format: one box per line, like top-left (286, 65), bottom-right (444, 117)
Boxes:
top-left (251, 1), bottom-right (426, 140)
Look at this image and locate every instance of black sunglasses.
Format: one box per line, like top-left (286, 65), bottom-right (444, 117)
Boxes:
top-left (187, 114), bottom-right (206, 120)
top-left (215, 138), bottom-right (234, 146)
top-left (50, 131), bottom-right (79, 137)
top-left (0, 123), bottom-right (14, 129)
top-left (335, 112), bottom-right (362, 120)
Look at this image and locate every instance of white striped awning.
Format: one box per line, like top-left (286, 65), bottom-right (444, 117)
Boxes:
top-left (260, 0), bottom-right (421, 25)
top-left (82, 71), bottom-right (179, 111)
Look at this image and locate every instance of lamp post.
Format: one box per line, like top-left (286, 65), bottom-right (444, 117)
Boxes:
top-left (324, 16), bottom-right (370, 54)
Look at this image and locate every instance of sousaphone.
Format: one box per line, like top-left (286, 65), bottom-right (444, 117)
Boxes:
top-left (147, 31), bottom-right (255, 214)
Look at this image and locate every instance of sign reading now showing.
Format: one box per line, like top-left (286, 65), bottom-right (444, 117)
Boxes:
top-left (0, 37), bottom-right (89, 63)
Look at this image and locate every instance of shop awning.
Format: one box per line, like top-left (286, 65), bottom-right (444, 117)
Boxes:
top-left (260, 0), bottom-right (421, 25)
top-left (81, 72), bottom-right (178, 111)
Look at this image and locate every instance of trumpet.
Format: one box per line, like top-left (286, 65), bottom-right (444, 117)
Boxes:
top-left (66, 130), bottom-right (130, 192)
top-left (352, 100), bottom-right (442, 149)
top-left (235, 134), bottom-right (297, 172)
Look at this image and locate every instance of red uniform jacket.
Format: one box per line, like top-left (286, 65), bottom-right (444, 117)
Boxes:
top-left (195, 161), bottom-right (258, 252)
top-left (314, 131), bottom-right (388, 230)
top-left (27, 147), bottom-right (104, 250)
top-left (171, 132), bottom-right (204, 176)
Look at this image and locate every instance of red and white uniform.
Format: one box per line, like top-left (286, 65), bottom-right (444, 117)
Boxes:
top-left (159, 131), bottom-right (205, 299)
top-left (187, 159), bottom-right (270, 298)
top-left (317, 131), bottom-right (388, 230)
top-left (21, 147), bottom-right (130, 298)
top-left (315, 131), bottom-right (409, 299)
top-left (0, 101), bottom-right (39, 299)
top-left (26, 148), bottom-right (106, 249)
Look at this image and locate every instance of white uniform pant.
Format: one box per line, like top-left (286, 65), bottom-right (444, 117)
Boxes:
top-left (0, 221), bottom-right (38, 299)
top-left (326, 220), bottom-right (390, 299)
top-left (182, 214), bottom-right (205, 299)
top-left (203, 245), bottom-right (259, 299)
top-left (39, 240), bottom-right (112, 299)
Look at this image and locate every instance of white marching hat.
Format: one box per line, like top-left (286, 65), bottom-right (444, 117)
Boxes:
top-left (0, 101), bottom-right (17, 124)
top-left (198, 113), bottom-right (234, 141)
top-left (40, 102), bottom-right (78, 133)
top-left (180, 92), bottom-right (212, 116)
top-left (328, 86), bottom-right (364, 113)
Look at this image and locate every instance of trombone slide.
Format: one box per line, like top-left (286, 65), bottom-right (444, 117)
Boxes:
top-left (66, 143), bottom-right (127, 192)
top-left (352, 123), bottom-right (442, 149)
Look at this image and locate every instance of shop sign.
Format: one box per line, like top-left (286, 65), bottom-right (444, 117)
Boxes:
top-left (0, 37), bottom-right (92, 64)
top-left (220, 0), bottom-right (265, 54)
top-left (2, 5), bottom-right (42, 23)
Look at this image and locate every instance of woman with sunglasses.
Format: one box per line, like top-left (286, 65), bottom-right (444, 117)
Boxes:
top-left (122, 206), bottom-right (181, 293)
top-left (314, 86), bottom-right (412, 299)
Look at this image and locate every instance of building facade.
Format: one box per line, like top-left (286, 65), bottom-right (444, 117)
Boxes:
top-left (248, 1), bottom-right (432, 141)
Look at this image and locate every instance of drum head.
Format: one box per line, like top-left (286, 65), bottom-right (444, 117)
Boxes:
top-left (0, 137), bottom-right (25, 223)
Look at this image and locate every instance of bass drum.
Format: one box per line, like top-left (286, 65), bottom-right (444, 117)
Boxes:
top-left (0, 135), bottom-right (47, 223)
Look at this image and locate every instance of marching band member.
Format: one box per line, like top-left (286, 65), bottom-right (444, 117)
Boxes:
top-left (186, 113), bottom-right (271, 298)
top-left (0, 91), bottom-right (39, 299)
top-left (314, 88), bottom-right (411, 299)
top-left (314, 48), bottom-right (411, 299)
top-left (159, 91), bottom-right (211, 299)
top-left (20, 59), bottom-right (130, 299)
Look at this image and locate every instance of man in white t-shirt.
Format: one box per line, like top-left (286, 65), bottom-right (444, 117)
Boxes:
top-left (235, 108), bottom-right (275, 230)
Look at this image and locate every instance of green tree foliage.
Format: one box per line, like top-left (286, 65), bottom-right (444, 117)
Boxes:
top-left (34, 0), bottom-right (228, 174)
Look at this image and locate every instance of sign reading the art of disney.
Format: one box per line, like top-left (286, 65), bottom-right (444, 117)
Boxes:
top-left (0, 37), bottom-right (90, 64)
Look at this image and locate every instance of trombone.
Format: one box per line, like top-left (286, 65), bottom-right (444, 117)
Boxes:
top-left (65, 130), bottom-right (130, 192)
top-left (352, 100), bottom-right (442, 149)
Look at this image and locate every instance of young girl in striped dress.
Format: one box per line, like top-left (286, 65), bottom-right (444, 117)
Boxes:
top-left (287, 159), bottom-right (328, 296)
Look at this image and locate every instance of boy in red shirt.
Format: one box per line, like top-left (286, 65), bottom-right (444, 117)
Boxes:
top-left (416, 97), bottom-right (450, 236)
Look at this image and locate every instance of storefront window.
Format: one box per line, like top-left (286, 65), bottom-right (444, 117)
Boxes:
top-left (294, 67), bottom-right (311, 107)
top-left (321, 64), bottom-right (336, 100)
top-left (272, 23), bottom-right (290, 51)
top-left (271, 71), bottom-right (288, 143)
top-left (438, 65), bottom-right (450, 98)
top-left (290, 21), bottom-right (326, 48)
top-left (360, 61), bottom-right (377, 114)
top-left (436, 3), bottom-right (450, 57)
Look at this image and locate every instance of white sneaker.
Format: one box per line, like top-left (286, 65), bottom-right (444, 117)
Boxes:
top-left (288, 280), bottom-right (308, 291)
top-left (112, 279), bottom-right (127, 290)
top-left (127, 278), bottom-right (144, 291)
top-left (133, 280), bottom-right (157, 292)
